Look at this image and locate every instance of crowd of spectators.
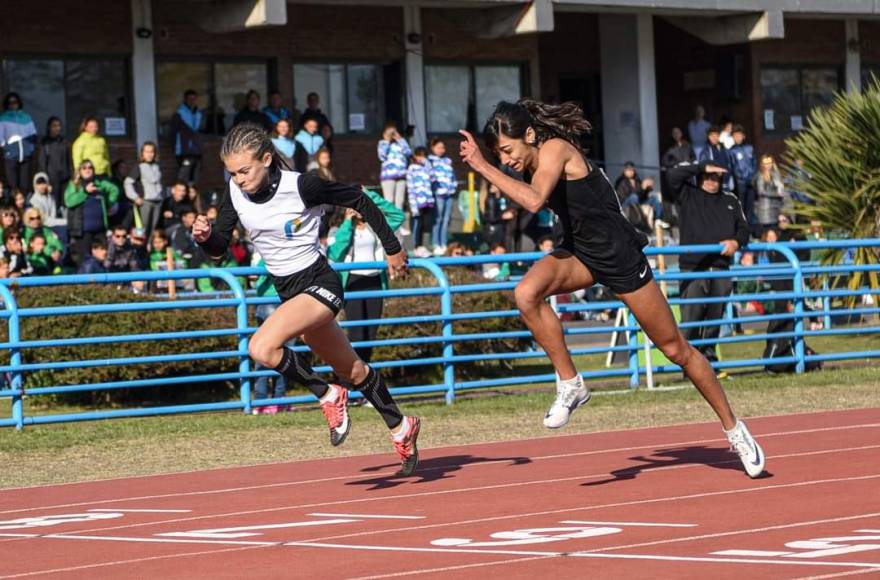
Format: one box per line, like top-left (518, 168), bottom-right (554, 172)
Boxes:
top-left (0, 89), bottom-right (817, 304)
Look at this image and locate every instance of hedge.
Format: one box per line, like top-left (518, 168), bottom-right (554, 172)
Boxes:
top-left (2, 268), bottom-right (525, 407)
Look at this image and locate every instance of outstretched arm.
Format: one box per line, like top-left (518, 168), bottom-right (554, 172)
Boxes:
top-left (458, 130), bottom-right (566, 214)
top-left (298, 173), bottom-right (408, 277)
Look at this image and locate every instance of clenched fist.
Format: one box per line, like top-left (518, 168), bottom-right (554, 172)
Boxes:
top-left (192, 214), bottom-right (212, 243)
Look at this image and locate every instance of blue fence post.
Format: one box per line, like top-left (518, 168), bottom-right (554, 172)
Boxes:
top-left (769, 245), bottom-right (806, 373)
top-left (822, 277), bottom-right (832, 330)
top-left (0, 284), bottom-right (22, 429)
top-left (213, 269), bottom-right (252, 414)
top-left (627, 309), bottom-right (640, 388)
top-left (415, 260), bottom-right (456, 405)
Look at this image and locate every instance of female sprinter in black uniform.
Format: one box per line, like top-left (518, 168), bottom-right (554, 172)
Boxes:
top-left (193, 123), bottom-right (420, 476)
top-left (459, 100), bottom-right (764, 478)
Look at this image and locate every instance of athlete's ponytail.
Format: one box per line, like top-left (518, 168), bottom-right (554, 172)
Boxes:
top-left (483, 99), bottom-right (591, 151)
top-left (220, 123), bottom-right (279, 165)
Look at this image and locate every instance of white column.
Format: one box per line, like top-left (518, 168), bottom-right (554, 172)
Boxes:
top-left (599, 14), bottom-right (659, 179)
top-left (637, 13), bottom-right (660, 174)
top-left (131, 0), bottom-right (158, 145)
top-left (404, 5), bottom-right (427, 148)
top-left (845, 19), bottom-right (861, 95)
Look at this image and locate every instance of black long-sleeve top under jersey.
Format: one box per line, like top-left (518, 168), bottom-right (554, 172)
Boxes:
top-left (199, 163), bottom-right (401, 267)
top-left (666, 162), bottom-right (750, 271)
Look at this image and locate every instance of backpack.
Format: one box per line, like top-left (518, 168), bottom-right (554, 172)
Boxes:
top-left (762, 320), bottom-right (822, 373)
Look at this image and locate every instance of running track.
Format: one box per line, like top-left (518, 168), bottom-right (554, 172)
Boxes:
top-left (2, 407), bottom-right (879, 579)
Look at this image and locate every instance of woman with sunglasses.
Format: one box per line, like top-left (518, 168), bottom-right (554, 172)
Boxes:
top-left (458, 99), bottom-right (765, 479)
top-left (0, 93), bottom-right (37, 192)
top-left (65, 160), bottom-right (120, 265)
top-left (0, 228), bottom-right (32, 277)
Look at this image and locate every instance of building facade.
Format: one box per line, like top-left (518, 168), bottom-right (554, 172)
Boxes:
top-left (2, 0), bottom-right (879, 190)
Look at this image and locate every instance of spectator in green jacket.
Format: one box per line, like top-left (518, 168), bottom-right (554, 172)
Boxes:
top-left (22, 207), bottom-right (63, 266)
top-left (26, 232), bottom-right (59, 275)
top-left (64, 159), bottom-right (119, 265)
top-left (327, 187), bottom-right (404, 362)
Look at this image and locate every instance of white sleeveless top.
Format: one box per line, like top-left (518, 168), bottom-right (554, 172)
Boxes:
top-left (228, 170), bottom-right (323, 276)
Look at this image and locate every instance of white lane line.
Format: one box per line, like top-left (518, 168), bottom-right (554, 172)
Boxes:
top-left (157, 519), bottom-right (359, 539)
top-left (308, 513), bottom-right (425, 520)
top-left (794, 568), bottom-right (880, 580)
top-left (1, 407), bottom-right (872, 495)
top-left (0, 544), bottom-right (271, 579)
top-left (21, 449), bottom-right (880, 542)
top-left (570, 552), bottom-right (880, 569)
top-left (43, 533), bottom-right (277, 546)
top-left (285, 541), bottom-right (562, 557)
top-left (2, 420), bottom-right (877, 515)
top-left (0, 533), bottom-right (38, 538)
top-left (88, 509), bottom-right (191, 513)
top-left (286, 541), bottom-right (880, 570)
top-left (295, 475), bottom-right (880, 545)
top-left (714, 549), bottom-right (794, 557)
top-left (583, 511), bottom-right (880, 554)
top-left (560, 520), bottom-right (698, 528)
top-left (349, 555), bottom-right (558, 580)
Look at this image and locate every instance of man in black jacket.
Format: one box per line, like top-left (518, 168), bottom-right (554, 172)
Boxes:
top-left (667, 161), bottom-right (750, 365)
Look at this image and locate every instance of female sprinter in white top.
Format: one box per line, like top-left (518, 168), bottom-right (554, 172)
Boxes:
top-left (193, 123), bottom-right (420, 476)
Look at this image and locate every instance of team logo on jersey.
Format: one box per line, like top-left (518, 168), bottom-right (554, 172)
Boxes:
top-left (284, 218), bottom-right (303, 239)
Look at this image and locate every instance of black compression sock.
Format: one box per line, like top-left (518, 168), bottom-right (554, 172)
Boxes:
top-left (273, 347), bottom-right (329, 399)
top-left (355, 366), bottom-right (403, 429)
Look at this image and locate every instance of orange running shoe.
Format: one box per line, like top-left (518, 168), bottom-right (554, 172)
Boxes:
top-left (320, 385), bottom-right (351, 447)
top-left (392, 416), bottom-right (421, 476)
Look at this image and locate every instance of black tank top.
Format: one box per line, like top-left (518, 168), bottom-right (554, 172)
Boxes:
top-left (544, 161), bottom-right (649, 272)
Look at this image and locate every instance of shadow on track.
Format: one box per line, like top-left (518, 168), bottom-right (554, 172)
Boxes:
top-left (349, 454), bottom-right (533, 490)
top-left (582, 445), bottom-right (774, 486)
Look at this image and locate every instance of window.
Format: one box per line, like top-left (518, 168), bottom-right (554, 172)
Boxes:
top-left (425, 63), bottom-right (523, 134)
top-left (760, 66), bottom-right (840, 134)
top-left (156, 60), bottom-right (268, 138)
top-left (2, 57), bottom-right (129, 138)
top-left (293, 62), bottom-right (393, 134)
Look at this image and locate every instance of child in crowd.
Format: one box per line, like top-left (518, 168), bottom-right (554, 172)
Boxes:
top-left (148, 229), bottom-right (185, 293)
top-left (295, 117), bottom-right (324, 169)
top-left (77, 241), bottom-right (107, 275)
top-left (27, 233), bottom-right (58, 275)
top-left (482, 241), bottom-right (511, 281)
top-left (406, 147), bottom-right (435, 257)
top-left (377, 121), bottom-right (411, 221)
top-left (537, 235), bottom-right (555, 254)
top-left (428, 138), bottom-right (456, 255)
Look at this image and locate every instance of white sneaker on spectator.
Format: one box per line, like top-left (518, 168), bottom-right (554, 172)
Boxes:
top-left (413, 246), bottom-right (431, 258)
top-left (433, 245), bottom-right (446, 256)
top-left (656, 219), bottom-right (671, 229)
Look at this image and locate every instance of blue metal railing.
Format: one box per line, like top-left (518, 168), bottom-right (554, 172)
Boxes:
top-left (0, 239), bottom-right (877, 429)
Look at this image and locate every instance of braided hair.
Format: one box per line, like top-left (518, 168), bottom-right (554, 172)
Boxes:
top-left (483, 99), bottom-right (591, 151)
top-left (220, 123), bottom-right (278, 163)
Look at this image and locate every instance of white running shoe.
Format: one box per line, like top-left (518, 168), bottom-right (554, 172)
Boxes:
top-left (543, 374), bottom-right (591, 429)
top-left (725, 420), bottom-right (765, 478)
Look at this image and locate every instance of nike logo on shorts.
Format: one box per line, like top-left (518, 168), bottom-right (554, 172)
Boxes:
top-left (638, 265), bottom-right (648, 279)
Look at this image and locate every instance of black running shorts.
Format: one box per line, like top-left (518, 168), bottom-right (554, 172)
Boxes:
top-left (273, 256), bottom-right (344, 315)
top-left (578, 250), bottom-right (654, 295)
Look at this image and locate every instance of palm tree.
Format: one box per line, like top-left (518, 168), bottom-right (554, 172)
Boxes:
top-left (784, 76), bottom-right (880, 292)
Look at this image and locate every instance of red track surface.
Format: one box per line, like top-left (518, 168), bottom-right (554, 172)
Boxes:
top-left (1, 407), bottom-right (880, 579)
